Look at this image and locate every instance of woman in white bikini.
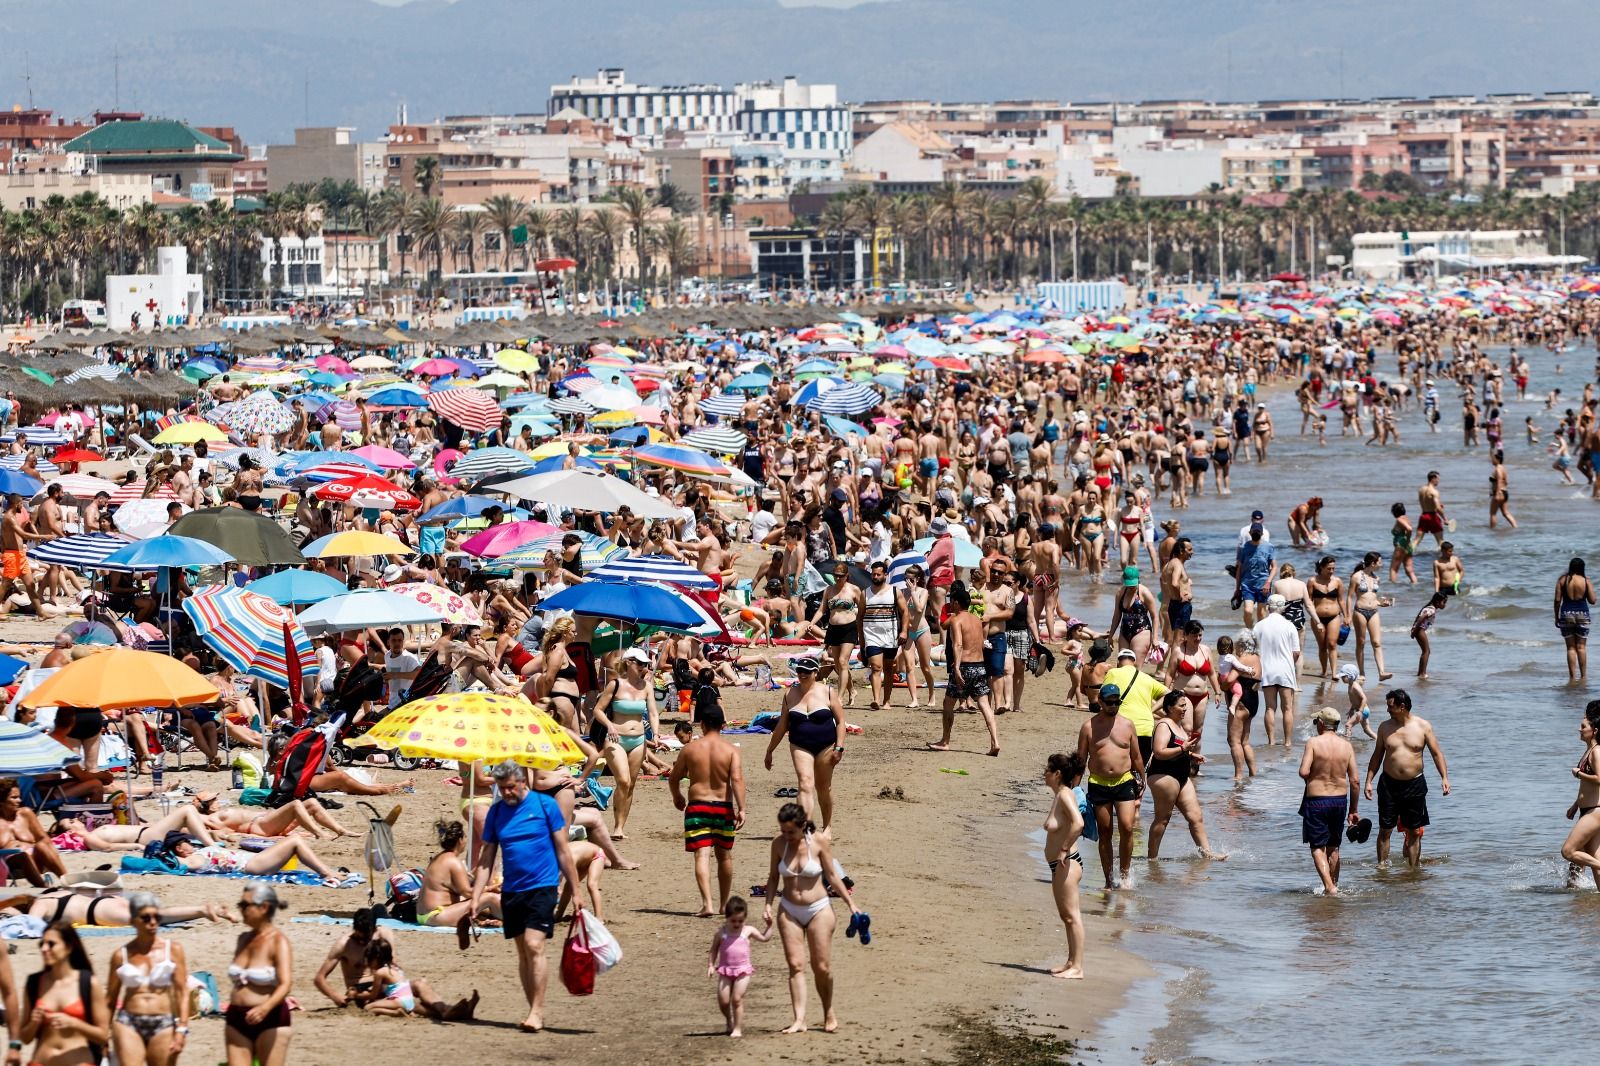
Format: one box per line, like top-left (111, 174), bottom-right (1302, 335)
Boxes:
top-left (106, 892), bottom-right (190, 1066)
top-left (761, 803), bottom-right (862, 1035)
top-left (224, 884), bottom-right (292, 1066)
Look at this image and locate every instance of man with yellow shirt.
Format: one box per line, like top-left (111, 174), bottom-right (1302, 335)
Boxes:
top-left (1102, 648), bottom-right (1169, 766)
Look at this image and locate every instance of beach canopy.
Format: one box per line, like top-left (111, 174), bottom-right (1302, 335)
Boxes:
top-left (20, 647), bottom-right (219, 710)
top-left (0, 722), bottom-right (79, 775)
top-left (496, 469), bottom-right (680, 519)
top-left (540, 581), bottom-right (702, 628)
top-left (168, 507), bottom-right (305, 567)
top-left (246, 568), bottom-right (349, 606)
top-left (354, 692), bottom-right (584, 769)
top-left (297, 589), bottom-right (447, 634)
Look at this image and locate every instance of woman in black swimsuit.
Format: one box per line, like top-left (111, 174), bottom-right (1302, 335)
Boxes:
top-left (1307, 555), bottom-right (1346, 678)
top-left (534, 617), bottom-right (583, 732)
top-left (1107, 567), bottom-right (1159, 667)
top-left (761, 656), bottom-right (846, 831)
top-left (1146, 693), bottom-right (1221, 860)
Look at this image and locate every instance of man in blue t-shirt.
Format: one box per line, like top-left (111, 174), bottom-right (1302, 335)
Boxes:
top-left (1233, 522), bottom-right (1278, 627)
top-left (471, 761), bottom-right (580, 1032)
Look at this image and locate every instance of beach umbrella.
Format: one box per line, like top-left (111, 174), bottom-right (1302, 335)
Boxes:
top-left (427, 389), bottom-right (502, 433)
top-left (0, 455), bottom-right (57, 479)
top-left (0, 469), bottom-right (43, 497)
top-left (167, 507), bottom-right (305, 567)
top-left (26, 532), bottom-right (132, 569)
top-left (366, 386), bottom-right (430, 408)
top-left (808, 382), bottom-right (881, 416)
top-left (495, 469), bottom-right (680, 519)
top-left (350, 354), bottom-right (395, 372)
top-left (20, 647), bottom-right (218, 710)
top-left (317, 399), bottom-right (362, 432)
top-left (548, 396), bottom-right (598, 417)
top-left (246, 568), bottom-right (349, 606)
top-left (678, 425), bottom-right (745, 454)
top-left (630, 443), bottom-right (731, 478)
top-left (153, 422), bottom-right (228, 445)
top-left (293, 461), bottom-right (382, 485)
top-left (108, 501), bottom-right (178, 538)
top-left (354, 692), bottom-right (584, 770)
top-left (385, 582), bottom-right (483, 626)
top-left (822, 415), bottom-right (870, 439)
top-left (447, 448), bottom-right (535, 482)
top-left (311, 475), bottom-right (420, 511)
top-left (183, 584), bottom-right (317, 690)
top-left (887, 549), bottom-right (928, 586)
top-left (500, 532), bottom-right (627, 571)
top-left (2, 426), bottom-right (70, 446)
top-left (914, 535), bottom-right (983, 568)
top-left (297, 589), bottom-right (446, 633)
top-left (539, 580), bottom-right (701, 628)
top-left (289, 450), bottom-right (381, 475)
top-left (697, 393), bottom-right (753, 420)
top-left (458, 520), bottom-right (560, 559)
top-left (413, 358), bottom-right (463, 377)
top-left (791, 377), bottom-right (842, 407)
top-left (222, 394), bottom-right (296, 436)
top-left (350, 445), bottom-right (416, 471)
top-left (415, 495), bottom-right (503, 524)
top-left (0, 722), bottom-right (79, 775)
top-left (107, 482), bottom-right (179, 507)
top-left (587, 554), bottom-right (718, 590)
top-left (494, 349), bottom-right (542, 373)
top-left (528, 454), bottom-right (603, 474)
top-left (0, 654), bottom-right (25, 686)
top-left (102, 534), bottom-right (234, 571)
top-left (302, 530), bottom-right (414, 558)
top-left (48, 448), bottom-right (103, 465)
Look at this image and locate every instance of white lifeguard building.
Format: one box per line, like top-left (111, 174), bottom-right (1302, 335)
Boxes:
top-left (105, 246), bottom-right (204, 330)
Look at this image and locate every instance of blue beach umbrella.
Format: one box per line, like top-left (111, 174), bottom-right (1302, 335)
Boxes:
top-left (102, 535), bottom-right (235, 571)
top-left (539, 581), bottom-right (702, 628)
top-left (246, 569), bottom-right (350, 606)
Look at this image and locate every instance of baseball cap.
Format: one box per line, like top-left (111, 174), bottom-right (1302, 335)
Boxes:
top-left (1313, 706), bottom-right (1342, 728)
top-left (792, 655), bottom-right (820, 673)
top-left (1122, 565), bottom-right (1140, 587)
top-left (830, 488), bottom-right (849, 503)
top-left (1098, 682), bottom-right (1123, 701)
top-left (1116, 648), bottom-right (1137, 661)
top-left (1249, 522), bottom-right (1265, 537)
top-left (1250, 509), bottom-right (1265, 521)
top-left (929, 516), bottom-right (949, 535)
top-left (621, 647), bottom-right (651, 665)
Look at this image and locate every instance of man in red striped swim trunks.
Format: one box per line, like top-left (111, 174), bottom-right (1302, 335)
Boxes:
top-left (668, 705), bottom-right (746, 917)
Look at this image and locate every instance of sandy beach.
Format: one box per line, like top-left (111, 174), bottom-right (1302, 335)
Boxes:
top-left (0, 595), bottom-right (1146, 1065)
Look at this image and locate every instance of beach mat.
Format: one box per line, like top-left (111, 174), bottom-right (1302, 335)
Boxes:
top-left (292, 914), bottom-right (458, 934)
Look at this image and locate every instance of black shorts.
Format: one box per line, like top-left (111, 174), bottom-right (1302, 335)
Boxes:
top-left (824, 622), bottom-right (857, 648)
top-left (1137, 734), bottom-right (1153, 765)
top-left (862, 645), bottom-right (897, 663)
top-left (1166, 599), bottom-right (1193, 630)
top-left (1086, 778), bottom-right (1139, 806)
top-left (501, 885), bottom-right (559, 940)
top-left (957, 662), bottom-right (991, 697)
top-left (67, 708), bottom-right (105, 741)
top-left (1300, 795), bottom-right (1347, 849)
top-left (1377, 773), bottom-right (1430, 833)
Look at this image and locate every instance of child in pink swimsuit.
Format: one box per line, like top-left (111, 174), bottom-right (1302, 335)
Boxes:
top-left (706, 895), bottom-right (773, 1038)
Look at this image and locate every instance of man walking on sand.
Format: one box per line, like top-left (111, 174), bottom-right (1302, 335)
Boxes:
top-left (1298, 707), bottom-right (1360, 895)
top-left (669, 705), bottom-right (747, 917)
top-left (930, 581), bottom-right (1001, 757)
top-left (1076, 683), bottom-right (1146, 890)
top-left (470, 761), bottom-right (580, 1034)
top-left (1362, 689), bottom-right (1450, 869)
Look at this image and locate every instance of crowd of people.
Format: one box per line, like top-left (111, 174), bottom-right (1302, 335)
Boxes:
top-left (0, 276), bottom-right (1592, 1051)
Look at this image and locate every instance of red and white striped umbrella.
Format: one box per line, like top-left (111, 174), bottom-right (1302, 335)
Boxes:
top-left (108, 482), bottom-right (179, 506)
top-left (311, 475), bottom-right (420, 511)
top-left (426, 388), bottom-right (502, 433)
top-left (296, 461), bottom-right (377, 484)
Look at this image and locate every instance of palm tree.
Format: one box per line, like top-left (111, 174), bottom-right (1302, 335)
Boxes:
top-left (614, 187), bottom-right (654, 288)
top-left (816, 198), bottom-right (856, 290)
top-left (522, 209), bottom-right (551, 267)
top-left (649, 219), bottom-right (695, 295)
top-left (375, 187), bottom-right (421, 282)
top-left (413, 155), bottom-right (441, 198)
top-left (482, 194), bottom-right (528, 271)
top-left (406, 197), bottom-right (453, 292)
top-left (451, 210), bottom-right (491, 274)
top-left (584, 208), bottom-right (627, 297)
top-left (655, 182), bottom-right (691, 215)
top-left (552, 206), bottom-right (587, 286)
top-left (847, 191), bottom-right (893, 288)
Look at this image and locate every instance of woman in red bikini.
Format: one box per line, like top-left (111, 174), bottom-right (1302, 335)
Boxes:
top-left (19, 923), bottom-right (108, 1066)
top-left (1163, 620), bottom-right (1221, 736)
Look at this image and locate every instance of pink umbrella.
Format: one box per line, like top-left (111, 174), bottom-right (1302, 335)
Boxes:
top-left (351, 444), bottom-right (416, 470)
top-left (630, 405), bottom-right (665, 425)
top-left (315, 355), bottom-right (353, 374)
top-left (413, 358), bottom-right (462, 377)
top-left (458, 520), bottom-right (560, 559)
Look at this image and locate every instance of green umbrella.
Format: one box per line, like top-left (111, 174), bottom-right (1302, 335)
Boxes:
top-left (167, 507), bottom-right (305, 567)
top-left (22, 367), bottom-right (55, 386)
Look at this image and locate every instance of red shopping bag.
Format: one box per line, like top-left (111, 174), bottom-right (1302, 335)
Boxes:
top-left (560, 906), bottom-right (596, 996)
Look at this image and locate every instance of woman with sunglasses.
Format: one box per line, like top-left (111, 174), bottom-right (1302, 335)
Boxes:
top-left (19, 923), bottom-right (107, 1066)
top-left (106, 893), bottom-right (189, 1066)
top-left (225, 884), bottom-right (292, 1066)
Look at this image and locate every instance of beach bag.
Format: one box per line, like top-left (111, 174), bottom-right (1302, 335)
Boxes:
top-left (576, 909), bottom-right (622, 973)
top-left (268, 726), bottom-right (329, 805)
top-left (231, 751), bottom-right (263, 789)
top-left (797, 562), bottom-right (827, 598)
top-left (385, 868), bottom-right (424, 925)
top-left (560, 908), bottom-right (596, 996)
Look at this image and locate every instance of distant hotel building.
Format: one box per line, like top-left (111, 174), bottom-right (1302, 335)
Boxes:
top-left (549, 69), bottom-right (738, 141)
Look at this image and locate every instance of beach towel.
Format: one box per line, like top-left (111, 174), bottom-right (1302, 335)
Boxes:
top-left (119, 856), bottom-right (363, 888)
top-left (291, 914), bottom-right (458, 935)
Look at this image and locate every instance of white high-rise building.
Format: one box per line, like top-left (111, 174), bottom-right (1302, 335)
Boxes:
top-left (549, 69), bottom-right (737, 141)
top-left (735, 76), bottom-right (853, 187)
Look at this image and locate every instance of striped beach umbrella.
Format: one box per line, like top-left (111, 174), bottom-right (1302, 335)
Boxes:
top-left (1, 454), bottom-right (59, 478)
top-left (183, 584), bottom-right (316, 691)
top-left (696, 393), bottom-right (746, 418)
top-left (887, 549), bottom-right (928, 586)
top-left (427, 388), bottom-right (502, 433)
top-left (808, 382), bottom-right (882, 416)
top-left (680, 427), bottom-right (748, 455)
top-left (27, 532), bottom-right (133, 569)
top-left (385, 582), bottom-right (483, 626)
top-left (447, 447), bottom-right (535, 483)
top-left (62, 363), bottom-right (122, 385)
top-left (36, 474), bottom-right (118, 503)
top-left (548, 396), bottom-right (598, 417)
top-left (631, 443), bottom-right (731, 478)
top-left (499, 532), bottom-right (628, 571)
top-left (294, 462), bottom-right (382, 485)
top-left (112, 498), bottom-right (185, 540)
top-left (316, 399), bottom-right (363, 432)
top-left (587, 554), bottom-right (718, 590)
top-left (0, 722), bottom-right (79, 775)
top-left (107, 482), bottom-right (179, 506)
top-left (2, 426), bottom-right (71, 446)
